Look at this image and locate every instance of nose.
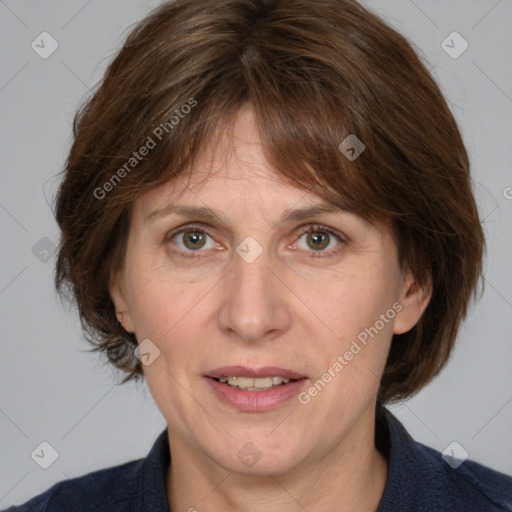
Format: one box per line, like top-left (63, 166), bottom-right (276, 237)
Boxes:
top-left (217, 246), bottom-right (292, 343)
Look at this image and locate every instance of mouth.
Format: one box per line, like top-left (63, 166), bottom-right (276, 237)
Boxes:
top-left (204, 366), bottom-right (308, 411)
top-left (210, 375), bottom-right (298, 391)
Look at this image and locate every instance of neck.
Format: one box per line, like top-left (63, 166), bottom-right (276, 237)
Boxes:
top-left (167, 406), bottom-right (388, 512)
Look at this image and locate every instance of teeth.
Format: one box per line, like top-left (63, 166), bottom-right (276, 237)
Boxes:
top-left (218, 376), bottom-right (291, 390)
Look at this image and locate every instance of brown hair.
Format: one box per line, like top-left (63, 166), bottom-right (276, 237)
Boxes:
top-left (54, 0), bottom-right (484, 403)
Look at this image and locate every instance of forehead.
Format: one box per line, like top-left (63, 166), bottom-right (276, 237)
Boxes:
top-left (135, 105), bottom-right (330, 218)
top-left (135, 164), bottom-right (331, 226)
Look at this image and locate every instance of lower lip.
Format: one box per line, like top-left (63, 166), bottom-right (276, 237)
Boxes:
top-left (205, 377), bottom-right (308, 412)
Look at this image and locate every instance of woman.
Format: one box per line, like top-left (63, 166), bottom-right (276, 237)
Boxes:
top-left (6, 0), bottom-right (512, 510)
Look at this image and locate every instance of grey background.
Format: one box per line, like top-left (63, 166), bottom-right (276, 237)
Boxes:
top-left (1, 0), bottom-right (511, 507)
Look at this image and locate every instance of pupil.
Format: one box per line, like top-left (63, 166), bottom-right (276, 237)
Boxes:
top-left (184, 231), bottom-right (205, 250)
top-left (308, 232), bottom-right (328, 250)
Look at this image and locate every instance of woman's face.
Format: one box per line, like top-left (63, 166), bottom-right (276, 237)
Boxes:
top-left (110, 105), bottom-right (429, 475)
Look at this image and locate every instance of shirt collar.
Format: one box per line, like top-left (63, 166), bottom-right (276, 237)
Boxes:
top-left (375, 401), bottom-right (432, 511)
top-left (140, 429), bottom-right (171, 512)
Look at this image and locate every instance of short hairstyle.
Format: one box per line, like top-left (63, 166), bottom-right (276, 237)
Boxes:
top-left (54, 0), bottom-right (484, 403)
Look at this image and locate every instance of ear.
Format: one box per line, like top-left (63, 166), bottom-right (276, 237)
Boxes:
top-left (109, 270), bottom-right (135, 334)
top-left (393, 268), bottom-right (432, 335)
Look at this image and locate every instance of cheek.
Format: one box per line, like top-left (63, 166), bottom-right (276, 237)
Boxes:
top-left (296, 261), bottom-right (400, 394)
top-left (127, 279), bottom-right (171, 336)
top-left (302, 270), bottom-right (398, 413)
top-left (126, 269), bottom-right (214, 356)
top-left (124, 255), bottom-right (177, 325)
top-left (303, 261), bottom-right (399, 335)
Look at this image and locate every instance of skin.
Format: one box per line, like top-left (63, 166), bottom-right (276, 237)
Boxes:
top-left (110, 104), bottom-right (431, 512)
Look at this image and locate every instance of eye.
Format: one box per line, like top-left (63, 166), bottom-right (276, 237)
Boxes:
top-left (293, 224), bottom-right (344, 257)
top-left (166, 225), bottom-right (220, 259)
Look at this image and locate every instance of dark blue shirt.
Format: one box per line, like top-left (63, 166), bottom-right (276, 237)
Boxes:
top-left (4, 405), bottom-right (512, 511)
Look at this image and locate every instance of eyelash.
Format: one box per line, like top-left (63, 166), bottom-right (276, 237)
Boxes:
top-left (166, 223), bottom-right (345, 260)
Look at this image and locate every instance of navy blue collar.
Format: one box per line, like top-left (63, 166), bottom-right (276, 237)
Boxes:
top-left (140, 429), bottom-right (171, 511)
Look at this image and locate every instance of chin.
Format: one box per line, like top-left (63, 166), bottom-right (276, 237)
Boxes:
top-left (205, 434), bottom-right (308, 476)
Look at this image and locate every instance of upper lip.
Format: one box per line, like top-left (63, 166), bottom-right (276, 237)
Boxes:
top-left (206, 366), bottom-right (306, 380)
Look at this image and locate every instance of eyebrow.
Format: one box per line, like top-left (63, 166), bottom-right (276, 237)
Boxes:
top-left (145, 203), bottom-right (344, 226)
